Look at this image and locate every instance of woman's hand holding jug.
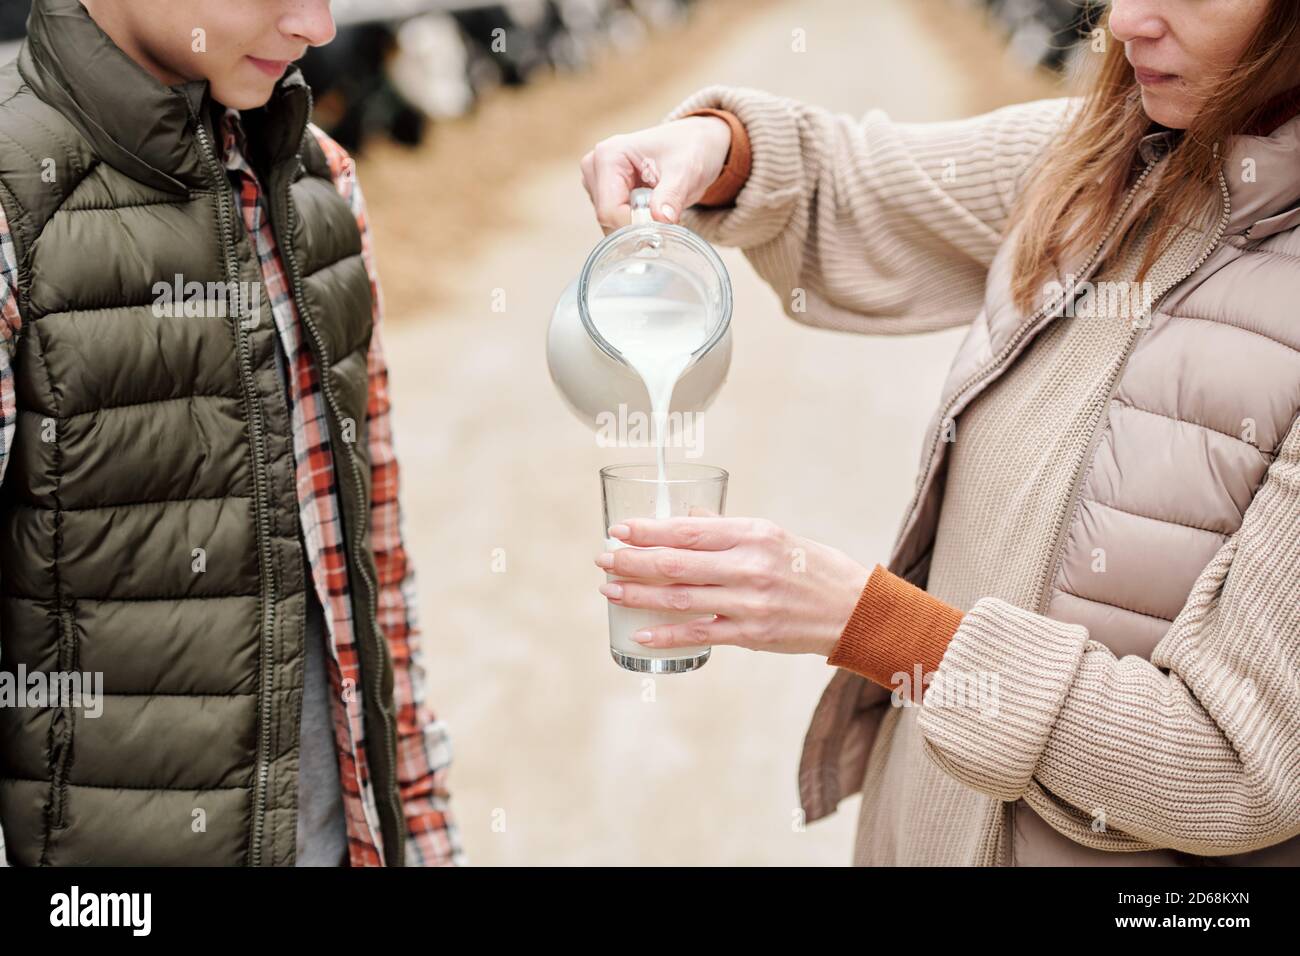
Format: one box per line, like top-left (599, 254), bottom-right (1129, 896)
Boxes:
top-left (581, 115), bottom-right (732, 234)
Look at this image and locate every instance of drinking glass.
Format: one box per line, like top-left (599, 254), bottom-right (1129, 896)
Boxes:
top-left (600, 462), bottom-right (729, 673)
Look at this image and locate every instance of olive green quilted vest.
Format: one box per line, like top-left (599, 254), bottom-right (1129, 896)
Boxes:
top-left (0, 0), bottom-right (404, 865)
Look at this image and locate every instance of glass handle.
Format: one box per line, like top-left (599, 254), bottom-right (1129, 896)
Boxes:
top-left (630, 187), bottom-right (653, 225)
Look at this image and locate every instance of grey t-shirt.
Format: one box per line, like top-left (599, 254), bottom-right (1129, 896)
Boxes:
top-left (294, 581), bottom-right (349, 866)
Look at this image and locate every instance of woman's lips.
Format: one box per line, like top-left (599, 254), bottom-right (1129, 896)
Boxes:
top-left (1133, 67), bottom-right (1177, 87)
top-left (247, 56), bottom-right (290, 78)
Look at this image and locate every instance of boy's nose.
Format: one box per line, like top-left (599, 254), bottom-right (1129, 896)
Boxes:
top-left (282, 0), bottom-right (338, 49)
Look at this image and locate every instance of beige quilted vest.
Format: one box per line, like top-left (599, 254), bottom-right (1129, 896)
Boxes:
top-left (798, 112), bottom-right (1300, 865)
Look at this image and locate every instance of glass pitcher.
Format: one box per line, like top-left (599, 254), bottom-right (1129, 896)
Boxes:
top-left (546, 187), bottom-right (733, 435)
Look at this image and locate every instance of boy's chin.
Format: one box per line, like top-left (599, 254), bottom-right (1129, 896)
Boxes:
top-left (209, 76), bottom-right (278, 111)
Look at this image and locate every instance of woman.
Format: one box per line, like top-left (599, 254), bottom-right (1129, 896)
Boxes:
top-left (580, 0), bottom-right (1300, 865)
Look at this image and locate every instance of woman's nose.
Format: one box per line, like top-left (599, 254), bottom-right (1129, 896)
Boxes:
top-left (282, 0), bottom-right (338, 49)
top-left (1108, 0), bottom-right (1167, 43)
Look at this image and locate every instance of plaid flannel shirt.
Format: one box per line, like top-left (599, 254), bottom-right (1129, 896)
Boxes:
top-left (0, 109), bottom-right (465, 867)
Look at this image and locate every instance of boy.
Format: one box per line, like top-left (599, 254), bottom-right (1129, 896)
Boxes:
top-left (0, 0), bottom-right (464, 866)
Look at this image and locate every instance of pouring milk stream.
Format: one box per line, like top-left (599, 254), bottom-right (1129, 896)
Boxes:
top-left (588, 297), bottom-right (711, 515)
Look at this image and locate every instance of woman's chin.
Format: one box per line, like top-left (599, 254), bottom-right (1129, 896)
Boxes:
top-left (1139, 89), bottom-right (1194, 130)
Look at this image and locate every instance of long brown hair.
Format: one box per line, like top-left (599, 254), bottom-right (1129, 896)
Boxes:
top-left (1009, 1), bottom-right (1300, 312)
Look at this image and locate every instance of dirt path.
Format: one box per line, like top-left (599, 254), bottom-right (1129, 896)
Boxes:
top-left (368, 0), bottom-right (1059, 865)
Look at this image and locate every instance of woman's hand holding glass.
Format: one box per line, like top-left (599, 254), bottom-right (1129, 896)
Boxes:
top-left (595, 514), bottom-right (870, 656)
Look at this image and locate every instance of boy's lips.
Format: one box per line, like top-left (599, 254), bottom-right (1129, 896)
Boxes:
top-left (247, 56), bottom-right (291, 78)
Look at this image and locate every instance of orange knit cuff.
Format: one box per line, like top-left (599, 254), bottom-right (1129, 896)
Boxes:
top-left (681, 108), bottom-right (752, 208)
top-left (827, 564), bottom-right (964, 703)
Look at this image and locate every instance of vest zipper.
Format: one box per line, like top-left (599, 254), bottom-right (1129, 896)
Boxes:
top-left (893, 157), bottom-right (1160, 576)
top-left (1034, 168), bottom-right (1232, 615)
top-left (270, 94), bottom-right (403, 864)
top-left (187, 104), bottom-right (280, 867)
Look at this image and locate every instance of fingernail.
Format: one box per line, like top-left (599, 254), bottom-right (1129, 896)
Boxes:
top-left (595, 552), bottom-right (614, 568)
top-left (608, 524), bottom-right (630, 539)
top-left (633, 630), bottom-right (653, 644)
top-left (660, 204), bottom-right (676, 221)
top-left (599, 582), bottom-right (623, 600)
